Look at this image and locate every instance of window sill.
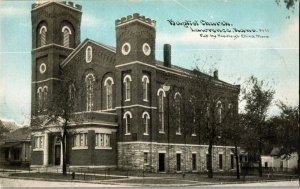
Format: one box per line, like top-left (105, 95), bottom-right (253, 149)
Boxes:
top-left (125, 133), bottom-right (131, 136)
top-left (143, 133), bottom-right (149, 136)
top-left (192, 134), bottom-right (197, 137)
top-left (125, 99), bottom-right (131, 102)
top-left (143, 99), bottom-right (149, 102)
top-left (159, 131), bottom-right (165, 134)
top-left (176, 132), bottom-right (181, 135)
top-left (33, 148), bottom-right (43, 152)
top-left (72, 146), bottom-right (88, 150)
top-left (95, 147), bottom-right (112, 150)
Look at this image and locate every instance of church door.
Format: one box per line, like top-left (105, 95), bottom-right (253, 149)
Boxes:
top-left (54, 145), bottom-right (61, 165)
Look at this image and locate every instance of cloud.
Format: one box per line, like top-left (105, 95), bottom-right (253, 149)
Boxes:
top-left (0, 6), bottom-right (27, 16)
top-left (82, 14), bottom-right (101, 27)
top-left (276, 17), bottom-right (299, 49)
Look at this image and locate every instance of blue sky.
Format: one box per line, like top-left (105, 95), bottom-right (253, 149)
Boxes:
top-left (0, 0), bottom-right (299, 125)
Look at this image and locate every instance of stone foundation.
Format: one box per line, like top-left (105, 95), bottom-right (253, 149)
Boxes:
top-left (118, 142), bottom-right (238, 173)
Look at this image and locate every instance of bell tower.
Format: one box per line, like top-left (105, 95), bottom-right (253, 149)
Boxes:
top-left (115, 13), bottom-right (157, 142)
top-left (31, 1), bottom-right (82, 118)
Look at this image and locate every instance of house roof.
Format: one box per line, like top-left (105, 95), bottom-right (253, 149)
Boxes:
top-left (0, 119), bottom-right (18, 132)
top-left (270, 147), bottom-right (281, 156)
top-left (2, 127), bottom-right (31, 142)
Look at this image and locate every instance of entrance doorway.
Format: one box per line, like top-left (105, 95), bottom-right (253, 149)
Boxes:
top-left (158, 153), bottom-right (165, 172)
top-left (54, 145), bottom-right (61, 165)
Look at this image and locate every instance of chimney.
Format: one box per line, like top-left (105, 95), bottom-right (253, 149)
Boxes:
top-left (213, 70), bottom-right (219, 79)
top-left (163, 44), bottom-right (171, 67)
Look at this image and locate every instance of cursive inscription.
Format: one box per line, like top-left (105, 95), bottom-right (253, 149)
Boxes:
top-left (167, 19), bottom-right (270, 40)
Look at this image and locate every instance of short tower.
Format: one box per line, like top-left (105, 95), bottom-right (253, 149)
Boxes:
top-left (115, 13), bottom-right (156, 65)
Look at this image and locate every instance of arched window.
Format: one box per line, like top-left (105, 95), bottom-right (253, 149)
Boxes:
top-left (228, 103), bottom-right (233, 118)
top-left (39, 26), bottom-right (47, 46)
top-left (62, 26), bottom-right (71, 48)
top-left (190, 96), bottom-right (197, 136)
top-left (43, 86), bottom-right (48, 110)
top-left (123, 111), bottom-right (132, 135)
top-left (142, 75), bottom-right (149, 101)
top-left (123, 75), bottom-right (132, 101)
top-left (217, 101), bottom-right (223, 123)
top-left (68, 83), bottom-right (76, 102)
top-left (85, 46), bottom-right (92, 63)
top-left (142, 112), bottom-right (150, 135)
top-left (157, 88), bottom-right (166, 133)
top-left (174, 92), bottom-right (182, 135)
top-left (37, 87), bottom-right (43, 111)
top-left (104, 77), bottom-right (114, 110)
top-left (85, 73), bottom-right (95, 111)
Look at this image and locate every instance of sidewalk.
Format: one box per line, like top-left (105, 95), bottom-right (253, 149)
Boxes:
top-left (1, 168), bottom-right (299, 187)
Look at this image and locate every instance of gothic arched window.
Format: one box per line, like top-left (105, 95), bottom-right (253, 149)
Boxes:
top-left (174, 92), bottom-right (182, 135)
top-left (123, 75), bottom-right (132, 101)
top-left (157, 88), bottom-right (166, 133)
top-left (42, 86), bottom-right (48, 110)
top-left (142, 75), bottom-right (149, 101)
top-left (217, 101), bottom-right (223, 123)
top-left (62, 26), bottom-right (72, 47)
top-left (85, 73), bottom-right (95, 111)
top-left (104, 77), bottom-right (114, 110)
top-left (123, 111), bottom-right (132, 135)
top-left (68, 83), bottom-right (76, 103)
top-left (39, 26), bottom-right (47, 46)
top-left (190, 96), bottom-right (197, 136)
top-left (37, 87), bottom-right (43, 111)
top-left (86, 46), bottom-right (93, 63)
top-left (142, 112), bottom-right (150, 135)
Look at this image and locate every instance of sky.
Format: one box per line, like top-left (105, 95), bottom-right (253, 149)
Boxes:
top-left (0, 0), bottom-right (299, 125)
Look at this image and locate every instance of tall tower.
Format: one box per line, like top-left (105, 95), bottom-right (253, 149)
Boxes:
top-left (115, 13), bottom-right (157, 142)
top-left (31, 1), bottom-right (82, 119)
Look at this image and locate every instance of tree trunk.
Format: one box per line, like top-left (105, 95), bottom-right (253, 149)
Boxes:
top-left (298, 122), bottom-right (300, 186)
top-left (208, 138), bottom-right (213, 178)
top-left (62, 128), bottom-right (67, 175)
top-left (234, 141), bottom-right (240, 179)
top-left (258, 137), bottom-right (263, 177)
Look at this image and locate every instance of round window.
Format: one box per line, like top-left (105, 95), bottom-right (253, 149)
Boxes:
top-left (39, 63), bottom-right (46, 74)
top-left (122, 42), bottom-right (131, 55)
top-left (142, 43), bottom-right (151, 56)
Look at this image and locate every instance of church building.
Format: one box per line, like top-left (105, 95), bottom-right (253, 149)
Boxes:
top-left (30, 1), bottom-right (240, 173)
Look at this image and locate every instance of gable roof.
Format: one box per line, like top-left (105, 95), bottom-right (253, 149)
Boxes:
top-left (2, 127), bottom-right (30, 142)
top-left (0, 119), bottom-right (18, 132)
top-left (60, 38), bottom-right (116, 68)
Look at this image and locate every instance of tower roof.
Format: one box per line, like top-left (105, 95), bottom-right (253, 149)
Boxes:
top-left (32, 1), bottom-right (82, 11)
top-left (115, 13), bottom-right (156, 28)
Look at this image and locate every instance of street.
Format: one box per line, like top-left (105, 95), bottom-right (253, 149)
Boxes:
top-left (204, 180), bottom-right (299, 187)
top-left (0, 177), bottom-right (128, 187)
top-left (1, 177), bottom-right (299, 187)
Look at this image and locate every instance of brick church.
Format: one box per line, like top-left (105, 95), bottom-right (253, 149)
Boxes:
top-left (30, 1), bottom-right (240, 173)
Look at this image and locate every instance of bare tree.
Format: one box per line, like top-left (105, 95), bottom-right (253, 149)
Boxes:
top-left (183, 65), bottom-right (239, 178)
top-left (31, 68), bottom-right (85, 175)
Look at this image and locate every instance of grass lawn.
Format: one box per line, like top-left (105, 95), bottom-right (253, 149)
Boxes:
top-left (10, 172), bottom-right (119, 181)
top-left (7, 170), bottom-right (298, 186)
